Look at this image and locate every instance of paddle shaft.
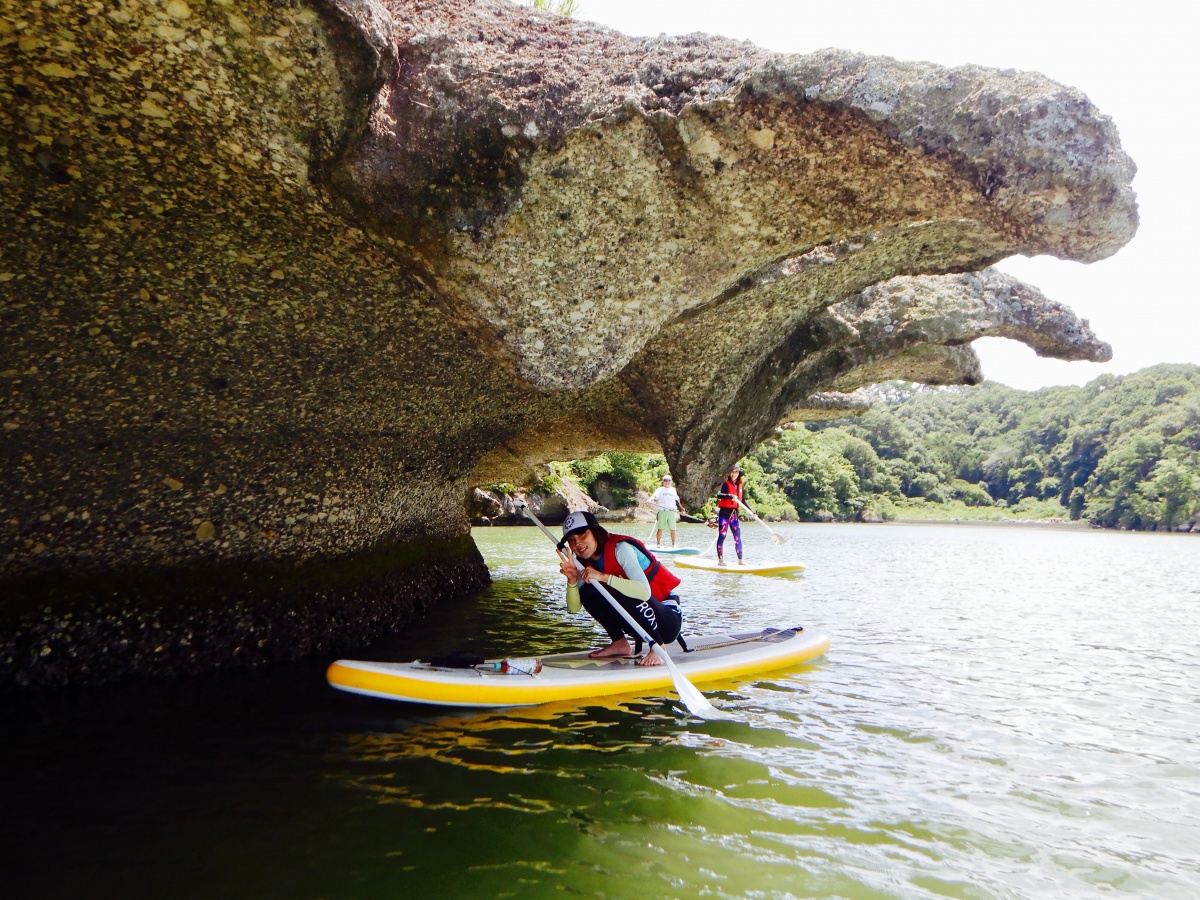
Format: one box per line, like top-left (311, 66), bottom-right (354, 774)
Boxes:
top-left (519, 507), bottom-right (664, 651)
top-left (734, 497), bottom-right (787, 543)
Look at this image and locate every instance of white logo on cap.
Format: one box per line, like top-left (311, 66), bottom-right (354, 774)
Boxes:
top-left (562, 511), bottom-right (589, 535)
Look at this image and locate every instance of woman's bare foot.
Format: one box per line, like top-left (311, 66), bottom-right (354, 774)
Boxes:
top-left (588, 638), bottom-right (632, 659)
top-left (637, 648), bottom-right (664, 667)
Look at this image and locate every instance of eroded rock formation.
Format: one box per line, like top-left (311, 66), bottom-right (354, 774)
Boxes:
top-left (0, 0), bottom-right (1135, 685)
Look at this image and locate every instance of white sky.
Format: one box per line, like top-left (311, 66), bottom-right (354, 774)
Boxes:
top-left (562, 0), bottom-right (1199, 390)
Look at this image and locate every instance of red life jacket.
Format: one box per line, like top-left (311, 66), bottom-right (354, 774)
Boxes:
top-left (717, 479), bottom-right (743, 510)
top-left (593, 534), bottom-right (681, 601)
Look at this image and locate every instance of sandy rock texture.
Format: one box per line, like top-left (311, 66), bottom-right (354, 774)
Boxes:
top-left (0, 0), bottom-right (1135, 685)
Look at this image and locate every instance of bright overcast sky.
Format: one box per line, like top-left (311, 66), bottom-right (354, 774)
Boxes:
top-left (561, 0), bottom-right (1198, 390)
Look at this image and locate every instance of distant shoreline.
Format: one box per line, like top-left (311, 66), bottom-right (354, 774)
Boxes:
top-left (471, 501), bottom-right (1193, 534)
top-left (888, 517), bottom-right (1092, 530)
top-left (475, 516), bottom-right (1194, 534)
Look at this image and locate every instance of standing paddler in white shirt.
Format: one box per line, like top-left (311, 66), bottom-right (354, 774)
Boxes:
top-left (649, 474), bottom-right (687, 548)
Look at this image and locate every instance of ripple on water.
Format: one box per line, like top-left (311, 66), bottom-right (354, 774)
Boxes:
top-left (2, 523), bottom-right (1197, 899)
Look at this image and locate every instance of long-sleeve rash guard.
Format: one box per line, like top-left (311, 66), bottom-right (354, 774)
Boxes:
top-left (565, 540), bottom-right (652, 611)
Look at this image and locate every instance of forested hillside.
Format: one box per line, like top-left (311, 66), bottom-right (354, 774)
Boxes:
top-left (548, 365), bottom-right (1200, 532)
top-left (745, 364), bottom-right (1200, 530)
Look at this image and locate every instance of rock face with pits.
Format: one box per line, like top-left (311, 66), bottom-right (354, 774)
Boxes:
top-left (0, 0), bottom-right (1134, 686)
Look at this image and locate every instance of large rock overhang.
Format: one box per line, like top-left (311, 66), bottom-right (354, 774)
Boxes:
top-left (0, 0), bottom-right (1135, 686)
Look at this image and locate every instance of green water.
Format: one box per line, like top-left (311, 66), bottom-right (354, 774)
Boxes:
top-left (3, 523), bottom-right (1198, 898)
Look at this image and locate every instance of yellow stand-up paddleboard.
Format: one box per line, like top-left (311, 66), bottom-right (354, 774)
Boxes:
top-left (673, 557), bottom-right (806, 575)
top-left (327, 627), bottom-right (829, 707)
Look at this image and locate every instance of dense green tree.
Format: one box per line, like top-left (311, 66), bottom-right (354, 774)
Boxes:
top-left (797, 364), bottom-right (1200, 530)
top-left (735, 456), bottom-right (796, 520)
top-left (552, 365), bottom-right (1199, 531)
top-left (949, 479), bottom-right (995, 507)
top-left (749, 428), bottom-right (874, 519)
top-left (1130, 458), bottom-right (1200, 529)
top-left (564, 451), bottom-right (662, 508)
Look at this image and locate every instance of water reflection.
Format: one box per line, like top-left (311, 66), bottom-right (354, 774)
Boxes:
top-left (3, 523), bottom-right (1197, 898)
top-left (328, 696), bottom-right (856, 897)
top-left (318, 524), bottom-right (1200, 898)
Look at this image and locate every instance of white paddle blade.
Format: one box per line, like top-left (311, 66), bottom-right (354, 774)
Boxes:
top-left (660, 651), bottom-right (727, 719)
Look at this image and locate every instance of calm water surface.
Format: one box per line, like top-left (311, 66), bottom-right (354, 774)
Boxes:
top-left (2, 523), bottom-right (1198, 898)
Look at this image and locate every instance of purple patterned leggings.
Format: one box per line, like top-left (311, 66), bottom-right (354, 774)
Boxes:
top-left (717, 509), bottom-right (742, 559)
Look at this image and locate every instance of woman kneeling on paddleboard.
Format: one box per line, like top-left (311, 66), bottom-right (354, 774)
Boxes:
top-left (556, 511), bottom-right (684, 667)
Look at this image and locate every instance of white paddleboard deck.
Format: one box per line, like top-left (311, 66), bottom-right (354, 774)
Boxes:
top-left (328, 627), bottom-right (829, 707)
top-left (674, 557), bottom-right (807, 575)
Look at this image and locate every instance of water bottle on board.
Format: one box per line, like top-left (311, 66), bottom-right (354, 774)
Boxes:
top-left (493, 657), bottom-right (543, 675)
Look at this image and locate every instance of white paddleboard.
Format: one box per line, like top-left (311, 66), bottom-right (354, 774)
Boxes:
top-left (328, 627), bottom-right (828, 707)
top-left (674, 557), bottom-right (807, 575)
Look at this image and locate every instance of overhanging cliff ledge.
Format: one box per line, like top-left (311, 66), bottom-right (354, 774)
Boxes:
top-left (0, 0), bottom-right (1136, 686)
